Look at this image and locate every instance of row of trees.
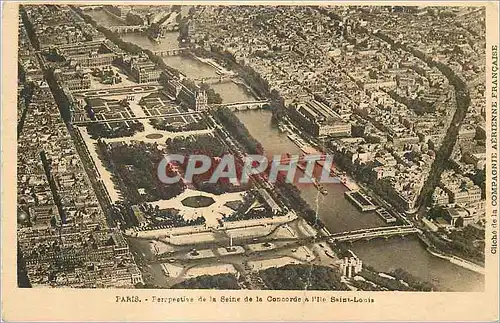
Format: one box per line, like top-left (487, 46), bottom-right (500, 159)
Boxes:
top-left (199, 82), bottom-right (223, 104)
top-left (40, 151), bottom-right (67, 224)
top-left (171, 273), bottom-right (240, 290)
top-left (142, 206), bottom-right (206, 228)
top-left (214, 107), bottom-right (264, 155)
top-left (17, 82), bottom-right (34, 137)
top-left (274, 182), bottom-right (325, 229)
top-left (87, 121), bottom-right (144, 139)
top-left (259, 265), bottom-right (348, 290)
top-left (150, 118), bottom-right (207, 132)
top-left (448, 224), bottom-right (485, 255)
top-left (426, 206), bottom-right (485, 264)
top-left (19, 6), bottom-right (40, 50)
top-left (177, 8), bottom-right (194, 43)
top-left (17, 246), bottom-right (32, 288)
top-left (357, 269), bottom-right (412, 291)
top-left (424, 230), bottom-right (484, 265)
top-left (389, 268), bottom-right (435, 291)
top-left (167, 134), bottom-right (228, 157)
top-left (357, 267), bottom-right (434, 291)
top-left (125, 12), bottom-right (144, 26)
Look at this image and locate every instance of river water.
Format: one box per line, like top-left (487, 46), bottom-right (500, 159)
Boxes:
top-left (88, 9), bottom-right (484, 292)
top-left (85, 9), bottom-right (124, 27)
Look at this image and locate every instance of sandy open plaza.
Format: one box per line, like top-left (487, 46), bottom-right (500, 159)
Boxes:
top-left (148, 189), bottom-right (246, 228)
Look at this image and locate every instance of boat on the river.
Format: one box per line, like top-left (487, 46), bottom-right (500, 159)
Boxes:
top-left (345, 190), bottom-right (378, 212)
top-left (375, 207), bottom-right (397, 223)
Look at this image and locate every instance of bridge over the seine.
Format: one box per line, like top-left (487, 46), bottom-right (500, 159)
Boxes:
top-left (192, 74), bottom-right (238, 85)
top-left (81, 5), bottom-right (103, 10)
top-left (253, 224), bottom-right (421, 245)
top-left (108, 25), bottom-right (147, 33)
top-left (211, 100), bottom-right (271, 111)
top-left (325, 225), bottom-right (421, 243)
top-left (152, 48), bottom-right (189, 56)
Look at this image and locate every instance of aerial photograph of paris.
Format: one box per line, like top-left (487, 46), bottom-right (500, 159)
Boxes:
top-left (17, 4), bottom-right (487, 291)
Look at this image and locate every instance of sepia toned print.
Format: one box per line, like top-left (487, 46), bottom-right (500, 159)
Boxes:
top-left (3, 1), bottom-right (499, 321)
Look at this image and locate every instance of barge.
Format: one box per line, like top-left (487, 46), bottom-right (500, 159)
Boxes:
top-left (344, 190), bottom-right (378, 212)
top-left (376, 208), bottom-right (397, 224)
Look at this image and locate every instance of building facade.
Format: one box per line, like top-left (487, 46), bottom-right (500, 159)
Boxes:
top-left (288, 99), bottom-right (351, 138)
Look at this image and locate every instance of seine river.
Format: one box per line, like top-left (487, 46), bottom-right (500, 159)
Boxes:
top-left (87, 9), bottom-right (484, 292)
